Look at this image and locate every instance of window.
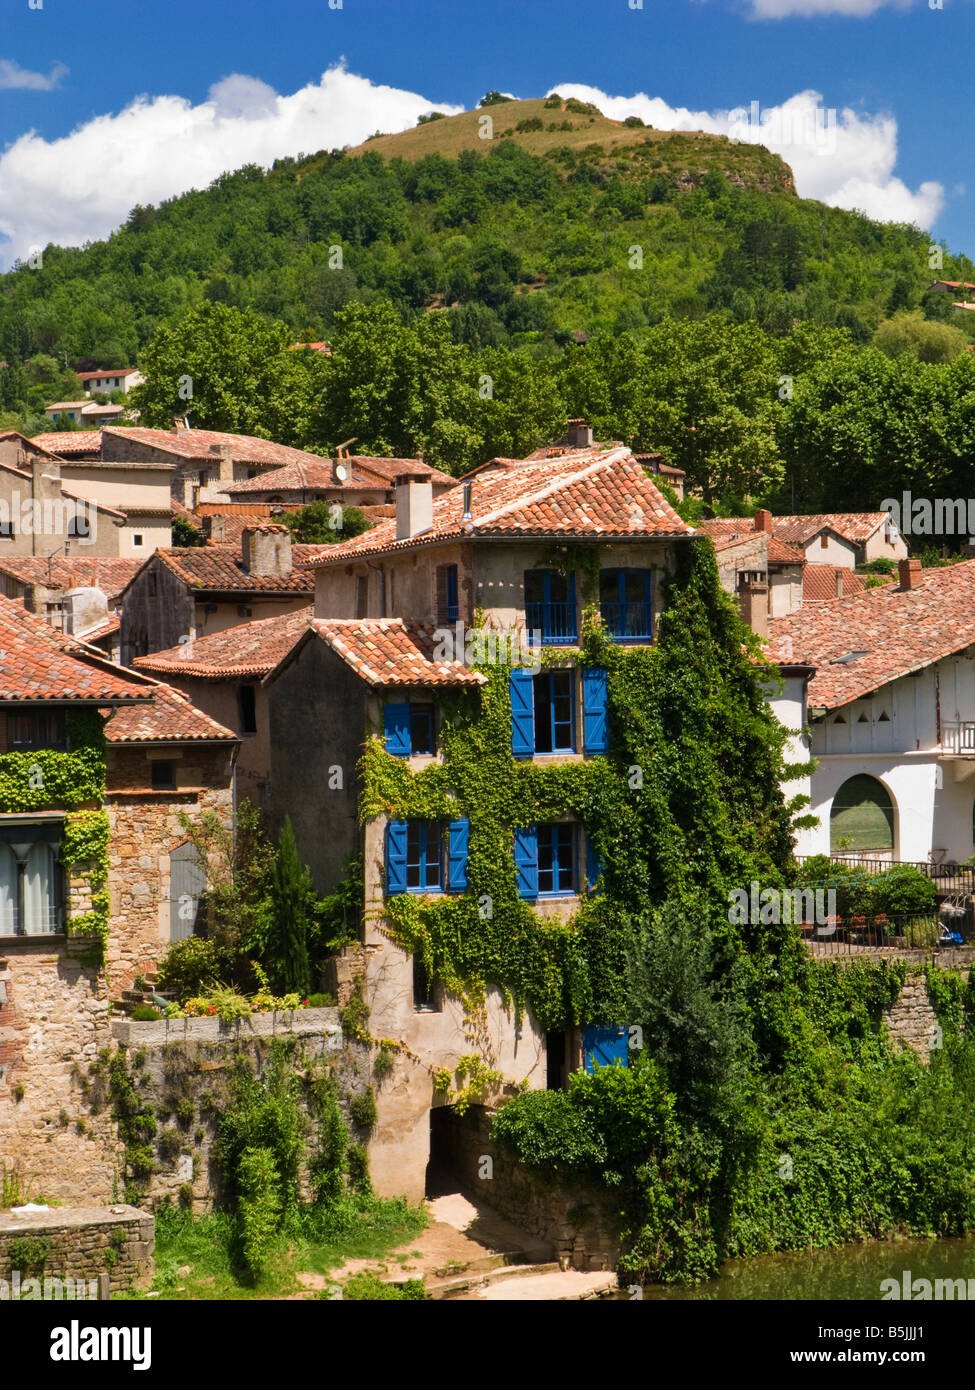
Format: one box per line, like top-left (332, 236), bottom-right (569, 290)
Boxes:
top-left (413, 956), bottom-right (440, 1013)
top-left (510, 668), bottom-right (608, 758)
top-left (436, 564), bottom-right (459, 625)
top-left (515, 823), bottom-right (594, 899)
top-left (9, 711), bottom-right (66, 751)
top-left (151, 761), bottom-right (176, 790)
top-left (355, 575), bottom-right (369, 619)
top-left (67, 510), bottom-right (91, 540)
top-left (0, 517), bottom-right (14, 540)
top-left (133, 534), bottom-right (144, 548)
top-left (524, 569), bottom-right (577, 645)
top-left (533, 671), bottom-right (574, 753)
top-left (820, 534), bottom-right (829, 549)
top-left (0, 823), bottom-right (64, 936)
top-left (147, 572), bottom-right (157, 598)
top-left (385, 817), bottom-right (468, 896)
top-left (238, 684), bottom-right (257, 735)
top-left (384, 701), bottom-right (436, 757)
top-left (599, 569), bottom-right (653, 641)
top-left (830, 775), bottom-right (894, 854)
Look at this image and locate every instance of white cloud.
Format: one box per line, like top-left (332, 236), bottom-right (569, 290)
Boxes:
top-left (0, 63), bottom-right (463, 267)
top-left (0, 58), bottom-right (67, 91)
top-left (548, 83), bottom-right (945, 228)
top-left (748, 0), bottom-right (916, 15)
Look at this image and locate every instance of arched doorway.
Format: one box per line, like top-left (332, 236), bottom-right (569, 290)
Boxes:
top-left (830, 775), bottom-right (895, 857)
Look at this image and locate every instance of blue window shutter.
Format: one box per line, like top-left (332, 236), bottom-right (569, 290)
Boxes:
top-left (509, 670), bottom-right (535, 759)
top-left (514, 826), bottom-right (538, 899)
top-left (385, 820), bottom-right (408, 894)
top-left (582, 667), bottom-right (608, 755)
top-left (583, 1025), bottom-right (628, 1073)
top-left (585, 833), bottom-right (603, 894)
top-left (447, 818), bottom-right (470, 892)
top-left (384, 702), bottom-right (411, 757)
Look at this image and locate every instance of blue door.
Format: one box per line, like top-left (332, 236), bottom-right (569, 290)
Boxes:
top-left (582, 1024), bottom-right (628, 1072)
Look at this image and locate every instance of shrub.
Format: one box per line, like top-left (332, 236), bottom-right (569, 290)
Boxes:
top-left (491, 1089), bottom-right (607, 1171)
top-left (565, 98), bottom-right (602, 116)
top-left (131, 1004), bottom-right (163, 1022)
top-left (8, 1236), bottom-right (50, 1272)
top-left (347, 1143), bottom-right (372, 1195)
top-left (349, 1087), bottom-right (377, 1130)
top-left (623, 115), bottom-right (646, 128)
top-left (543, 93), bottom-right (563, 109)
top-left (335, 1272), bottom-right (426, 1300)
top-left (156, 937), bottom-right (233, 1001)
top-left (237, 1146), bottom-right (280, 1281)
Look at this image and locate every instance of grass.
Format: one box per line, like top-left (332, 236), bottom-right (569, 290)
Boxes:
top-left (115, 1194), bottom-right (429, 1301)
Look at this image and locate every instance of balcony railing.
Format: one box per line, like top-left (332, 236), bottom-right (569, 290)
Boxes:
top-left (795, 854), bottom-right (975, 896)
top-left (525, 601), bottom-right (578, 646)
top-left (600, 601), bottom-right (653, 642)
top-left (941, 721), bottom-right (975, 754)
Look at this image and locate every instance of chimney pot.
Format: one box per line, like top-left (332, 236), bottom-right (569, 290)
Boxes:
top-left (898, 557), bottom-right (922, 591)
top-left (565, 418), bottom-right (594, 449)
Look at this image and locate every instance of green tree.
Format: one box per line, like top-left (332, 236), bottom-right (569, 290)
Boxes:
top-left (873, 309), bottom-right (968, 364)
top-left (267, 817), bottom-right (315, 996)
top-left (279, 501), bottom-right (370, 544)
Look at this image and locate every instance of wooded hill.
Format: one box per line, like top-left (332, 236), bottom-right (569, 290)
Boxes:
top-left (1, 94), bottom-right (971, 376)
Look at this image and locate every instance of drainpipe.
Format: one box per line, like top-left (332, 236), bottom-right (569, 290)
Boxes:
top-left (365, 560), bottom-right (386, 617)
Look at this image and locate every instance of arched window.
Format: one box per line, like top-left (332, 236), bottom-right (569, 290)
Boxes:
top-left (830, 775), bottom-right (894, 854)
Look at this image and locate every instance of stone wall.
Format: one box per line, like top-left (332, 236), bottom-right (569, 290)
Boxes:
top-left (104, 748), bottom-right (234, 995)
top-left (432, 1106), bottom-right (621, 1272)
top-left (107, 1010), bottom-right (374, 1209)
top-left (0, 938), bottom-right (121, 1205)
top-left (0, 1205), bottom-right (153, 1293)
top-left (885, 972), bottom-right (945, 1060)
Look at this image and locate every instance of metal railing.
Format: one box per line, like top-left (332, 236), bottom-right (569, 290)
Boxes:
top-left (599, 601), bottom-right (654, 642)
top-left (795, 854), bottom-right (975, 896)
top-left (803, 909), bottom-right (970, 955)
top-left (942, 721), bottom-right (975, 754)
top-left (525, 601), bottom-right (578, 646)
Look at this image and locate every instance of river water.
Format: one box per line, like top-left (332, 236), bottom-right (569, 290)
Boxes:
top-left (621, 1236), bottom-right (975, 1299)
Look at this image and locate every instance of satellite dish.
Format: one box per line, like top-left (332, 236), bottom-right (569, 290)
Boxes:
top-left (335, 463), bottom-right (348, 482)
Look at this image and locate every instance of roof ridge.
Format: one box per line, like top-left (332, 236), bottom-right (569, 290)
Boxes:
top-left (468, 448), bottom-right (630, 531)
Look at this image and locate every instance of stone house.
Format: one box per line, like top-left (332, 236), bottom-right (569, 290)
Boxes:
top-left (132, 607), bottom-right (313, 808)
top-left (264, 443), bottom-right (697, 1201)
top-left (0, 596), bottom-right (236, 1201)
top-left (29, 431), bottom-right (103, 462)
top-left (223, 453), bottom-right (456, 510)
top-left (703, 509), bottom-right (906, 572)
top-left (100, 424), bottom-right (349, 510)
top-left (118, 525), bottom-right (317, 665)
top-left (0, 556), bottom-right (142, 651)
top-left (55, 458), bottom-right (176, 558)
top-left (0, 432), bottom-right (129, 557)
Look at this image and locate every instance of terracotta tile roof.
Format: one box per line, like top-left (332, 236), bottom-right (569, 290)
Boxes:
top-left (223, 456), bottom-right (455, 496)
top-left (103, 681), bottom-right (237, 743)
top-left (195, 503), bottom-right (274, 517)
top-left (771, 513), bottom-right (891, 545)
top-left (150, 546), bottom-right (316, 595)
top-left (311, 447), bottom-right (693, 566)
top-left (0, 556), bottom-right (144, 602)
top-left (268, 618), bottom-right (488, 689)
top-left (103, 426), bottom-right (335, 471)
top-left (802, 564), bottom-right (868, 603)
top-left (767, 560), bottom-right (975, 710)
top-left (133, 607), bottom-right (313, 680)
top-left (0, 594), bottom-right (150, 704)
top-left (704, 524), bottom-right (805, 565)
top-left (77, 369), bottom-right (136, 381)
top-left (346, 456), bottom-right (456, 489)
top-left (79, 614), bottom-right (121, 643)
top-left (29, 432), bottom-right (102, 455)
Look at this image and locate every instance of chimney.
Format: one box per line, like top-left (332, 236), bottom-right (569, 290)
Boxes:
top-left (835, 567), bottom-right (844, 598)
top-left (217, 443), bottom-right (234, 483)
top-left (565, 418), bottom-right (594, 448)
top-left (395, 472), bottom-right (433, 541)
top-left (206, 515), bottom-right (228, 544)
top-left (754, 508), bottom-right (772, 533)
top-left (899, 557), bottom-right (922, 591)
top-left (172, 416), bottom-right (189, 435)
top-left (737, 569), bottom-right (768, 639)
top-left (241, 523), bottom-right (292, 579)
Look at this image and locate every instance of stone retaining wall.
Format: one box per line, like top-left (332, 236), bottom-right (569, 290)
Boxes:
top-left (0, 1204), bottom-right (153, 1293)
top-left (432, 1106), bottom-right (621, 1272)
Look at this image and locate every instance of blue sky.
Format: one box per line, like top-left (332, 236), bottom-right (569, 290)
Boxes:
top-left (0, 0), bottom-right (971, 267)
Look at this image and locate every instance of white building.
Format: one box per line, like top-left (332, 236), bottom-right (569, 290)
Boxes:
top-left (768, 557), bottom-right (975, 870)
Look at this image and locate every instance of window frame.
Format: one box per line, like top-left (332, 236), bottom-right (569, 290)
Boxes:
top-left (0, 820), bottom-right (65, 938)
top-left (536, 822), bottom-right (578, 897)
top-left (524, 568), bottom-right (578, 646)
top-left (598, 568), bottom-right (654, 642)
top-left (405, 819), bottom-right (444, 894)
top-left (533, 669), bottom-right (575, 755)
top-left (237, 683), bottom-right (258, 736)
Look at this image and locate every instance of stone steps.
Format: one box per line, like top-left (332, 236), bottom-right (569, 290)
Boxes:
top-left (426, 1260), bottom-right (563, 1299)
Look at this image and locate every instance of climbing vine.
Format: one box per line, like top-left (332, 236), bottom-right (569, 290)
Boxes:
top-left (360, 539), bottom-right (805, 1033)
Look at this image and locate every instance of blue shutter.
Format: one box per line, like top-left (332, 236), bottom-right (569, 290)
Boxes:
top-left (583, 1025), bottom-right (628, 1073)
top-left (585, 833), bottom-right (603, 894)
top-left (509, 669), bottom-right (535, 759)
top-left (582, 667), bottom-right (608, 755)
top-left (384, 702), bottom-right (411, 756)
top-left (447, 817), bottom-right (469, 892)
top-left (514, 826), bottom-right (538, 899)
top-left (385, 820), bottom-right (408, 895)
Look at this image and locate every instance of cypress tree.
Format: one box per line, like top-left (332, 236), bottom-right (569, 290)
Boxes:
top-left (268, 816), bottom-right (313, 995)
